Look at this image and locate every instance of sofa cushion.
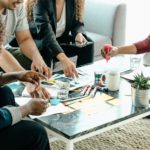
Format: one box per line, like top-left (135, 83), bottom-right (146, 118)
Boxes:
top-left (84, 0), bottom-right (118, 39)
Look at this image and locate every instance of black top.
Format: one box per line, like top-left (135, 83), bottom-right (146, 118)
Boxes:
top-left (31, 0), bottom-right (86, 57)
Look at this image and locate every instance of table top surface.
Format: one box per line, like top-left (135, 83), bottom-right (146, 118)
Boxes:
top-left (20, 59), bottom-right (150, 139)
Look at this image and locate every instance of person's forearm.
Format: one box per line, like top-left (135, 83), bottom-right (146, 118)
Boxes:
top-left (118, 44), bottom-right (137, 54)
top-left (0, 72), bottom-right (21, 86)
top-left (19, 37), bottom-right (43, 61)
top-left (19, 105), bottom-right (30, 118)
top-left (56, 52), bottom-right (68, 62)
top-left (0, 48), bottom-right (25, 72)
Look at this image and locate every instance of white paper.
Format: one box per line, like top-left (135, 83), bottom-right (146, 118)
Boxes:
top-left (22, 86), bottom-right (58, 98)
top-left (51, 73), bottom-right (93, 90)
top-left (15, 97), bottom-right (70, 119)
top-left (30, 103), bottom-right (70, 119)
top-left (15, 97), bottom-right (31, 105)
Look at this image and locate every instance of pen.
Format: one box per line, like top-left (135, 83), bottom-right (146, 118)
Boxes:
top-left (85, 85), bottom-right (92, 96)
top-left (90, 86), bottom-right (98, 98)
top-left (73, 77), bottom-right (79, 84)
top-left (80, 85), bottom-right (89, 95)
top-left (64, 95), bottom-right (90, 105)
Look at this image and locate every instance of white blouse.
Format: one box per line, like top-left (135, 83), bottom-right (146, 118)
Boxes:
top-left (56, 1), bottom-right (66, 38)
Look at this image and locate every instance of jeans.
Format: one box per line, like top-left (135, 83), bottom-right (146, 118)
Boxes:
top-left (0, 86), bottom-right (50, 150)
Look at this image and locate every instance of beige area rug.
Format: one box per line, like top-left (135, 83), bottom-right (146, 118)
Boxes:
top-left (50, 118), bottom-right (150, 150)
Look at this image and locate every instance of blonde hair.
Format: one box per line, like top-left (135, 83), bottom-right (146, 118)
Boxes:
top-left (25, 0), bottom-right (85, 23)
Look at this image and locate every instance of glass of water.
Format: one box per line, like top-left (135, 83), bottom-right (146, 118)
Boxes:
top-left (56, 79), bottom-right (70, 100)
top-left (130, 55), bottom-right (141, 70)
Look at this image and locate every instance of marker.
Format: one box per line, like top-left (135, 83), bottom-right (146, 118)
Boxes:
top-left (77, 69), bottom-right (86, 76)
top-left (90, 86), bottom-right (98, 98)
top-left (73, 77), bottom-right (79, 84)
top-left (104, 44), bottom-right (111, 62)
top-left (80, 85), bottom-right (89, 96)
top-left (70, 89), bottom-right (81, 92)
top-left (85, 85), bottom-right (93, 96)
top-left (47, 79), bottom-right (56, 84)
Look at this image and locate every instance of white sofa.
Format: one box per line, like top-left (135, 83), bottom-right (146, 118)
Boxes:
top-left (54, 0), bottom-right (127, 71)
top-left (84, 0), bottom-right (126, 61)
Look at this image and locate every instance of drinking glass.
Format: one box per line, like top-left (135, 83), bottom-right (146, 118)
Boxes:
top-left (56, 79), bottom-right (70, 100)
top-left (130, 55), bottom-right (141, 70)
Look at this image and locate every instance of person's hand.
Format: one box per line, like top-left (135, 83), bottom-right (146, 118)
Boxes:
top-left (57, 53), bottom-right (78, 78)
top-left (22, 98), bottom-right (49, 116)
top-left (26, 83), bottom-right (51, 100)
top-left (31, 56), bottom-right (52, 78)
top-left (61, 57), bottom-right (78, 78)
top-left (17, 70), bottom-right (47, 87)
top-left (75, 33), bottom-right (87, 46)
top-left (101, 46), bottom-right (119, 58)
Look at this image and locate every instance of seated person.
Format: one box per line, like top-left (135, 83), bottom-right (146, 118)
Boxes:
top-left (25, 0), bottom-right (94, 77)
top-left (101, 35), bottom-right (150, 61)
top-left (0, 1), bottom-right (50, 99)
top-left (0, 0), bottom-right (51, 77)
top-left (0, 70), bottom-right (50, 150)
top-left (0, 18), bottom-right (50, 150)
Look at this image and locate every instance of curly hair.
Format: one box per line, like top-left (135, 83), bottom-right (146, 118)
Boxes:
top-left (25, 0), bottom-right (85, 23)
top-left (75, 0), bottom-right (85, 23)
top-left (0, 16), bottom-right (6, 52)
top-left (24, 0), bottom-right (38, 22)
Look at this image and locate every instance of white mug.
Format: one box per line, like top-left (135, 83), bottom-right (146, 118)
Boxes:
top-left (106, 70), bottom-right (120, 91)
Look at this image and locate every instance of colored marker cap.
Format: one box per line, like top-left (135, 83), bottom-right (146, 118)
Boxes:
top-left (104, 44), bottom-right (111, 62)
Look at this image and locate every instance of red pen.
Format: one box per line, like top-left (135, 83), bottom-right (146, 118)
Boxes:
top-left (85, 85), bottom-right (93, 96)
top-left (104, 44), bottom-right (111, 62)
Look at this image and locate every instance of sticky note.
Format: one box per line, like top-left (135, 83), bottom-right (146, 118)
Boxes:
top-left (69, 102), bottom-right (82, 109)
top-left (107, 99), bottom-right (122, 106)
top-left (50, 98), bottom-right (60, 105)
top-left (98, 93), bottom-right (113, 101)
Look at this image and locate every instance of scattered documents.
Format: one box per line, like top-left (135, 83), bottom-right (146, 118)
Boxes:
top-left (15, 97), bottom-right (71, 118)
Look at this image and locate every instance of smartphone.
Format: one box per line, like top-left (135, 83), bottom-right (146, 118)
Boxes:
top-left (60, 41), bottom-right (93, 47)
